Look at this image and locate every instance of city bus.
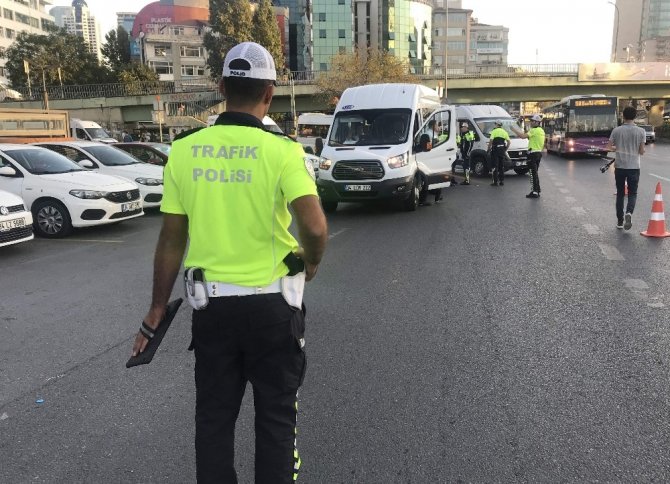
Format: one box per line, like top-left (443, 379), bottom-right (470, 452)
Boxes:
top-left (542, 95), bottom-right (618, 156)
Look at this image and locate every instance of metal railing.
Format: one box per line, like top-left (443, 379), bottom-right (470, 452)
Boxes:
top-left (0, 64), bottom-right (580, 102)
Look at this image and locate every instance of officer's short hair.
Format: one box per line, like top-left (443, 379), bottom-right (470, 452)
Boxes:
top-left (223, 77), bottom-right (274, 105)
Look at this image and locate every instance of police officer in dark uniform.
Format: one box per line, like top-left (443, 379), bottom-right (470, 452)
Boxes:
top-left (131, 42), bottom-right (328, 483)
top-left (455, 122), bottom-right (475, 185)
top-left (487, 120), bottom-right (511, 186)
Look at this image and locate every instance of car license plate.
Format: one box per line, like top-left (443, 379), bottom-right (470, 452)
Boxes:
top-left (121, 201), bottom-right (141, 212)
top-left (0, 217), bottom-right (25, 232)
top-left (344, 185), bottom-right (371, 192)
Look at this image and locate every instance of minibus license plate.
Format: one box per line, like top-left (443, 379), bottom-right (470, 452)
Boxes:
top-left (0, 217), bottom-right (25, 231)
top-left (344, 185), bottom-right (371, 192)
top-left (121, 201), bottom-right (141, 212)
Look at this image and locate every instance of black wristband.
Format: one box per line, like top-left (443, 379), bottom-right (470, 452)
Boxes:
top-left (140, 321), bottom-right (156, 340)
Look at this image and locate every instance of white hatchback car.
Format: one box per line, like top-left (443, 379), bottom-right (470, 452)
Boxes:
top-left (0, 188), bottom-right (33, 247)
top-left (35, 141), bottom-right (164, 208)
top-left (0, 144), bottom-right (143, 238)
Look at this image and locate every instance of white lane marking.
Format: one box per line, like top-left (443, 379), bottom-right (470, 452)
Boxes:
top-left (328, 228), bottom-right (349, 240)
top-left (571, 206), bottom-right (587, 215)
top-left (597, 243), bottom-right (625, 261)
top-left (0, 413), bottom-right (8, 421)
top-left (648, 301), bottom-right (666, 308)
top-left (565, 196), bottom-right (577, 203)
top-left (554, 182), bottom-right (565, 187)
top-left (624, 279), bottom-right (650, 290)
top-left (583, 224), bottom-right (600, 235)
top-left (559, 188), bottom-right (570, 194)
top-left (650, 173), bottom-right (670, 182)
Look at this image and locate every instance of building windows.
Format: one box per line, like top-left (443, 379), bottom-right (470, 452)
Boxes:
top-left (181, 65), bottom-right (205, 76)
top-left (447, 28), bottom-right (466, 37)
top-left (154, 45), bottom-right (171, 57)
top-left (318, 13), bottom-right (326, 22)
top-left (4, 9), bottom-right (13, 21)
top-left (339, 46), bottom-right (347, 54)
top-left (180, 46), bottom-right (203, 57)
top-left (320, 63), bottom-right (327, 71)
top-left (149, 61), bottom-right (173, 74)
top-left (448, 41), bottom-right (466, 51)
top-left (5, 29), bottom-right (15, 39)
top-left (338, 0), bottom-right (345, 4)
top-left (319, 29), bottom-right (326, 38)
top-left (338, 29), bottom-right (345, 39)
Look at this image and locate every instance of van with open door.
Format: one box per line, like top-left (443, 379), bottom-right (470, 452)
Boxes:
top-left (316, 83), bottom-right (457, 213)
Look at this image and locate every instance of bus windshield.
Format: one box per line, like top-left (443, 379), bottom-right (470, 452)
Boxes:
top-left (567, 109), bottom-right (617, 135)
top-left (328, 109), bottom-right (412, 146)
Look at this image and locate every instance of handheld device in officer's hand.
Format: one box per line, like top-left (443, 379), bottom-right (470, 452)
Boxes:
top-left (126, 298), bottom-right (183, 368)
top-left (600, 156), bottom-right (615, 173)
top-left (184, 267), bottom-right (209, 310)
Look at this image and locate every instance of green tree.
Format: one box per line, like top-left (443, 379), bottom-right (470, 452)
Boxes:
top-left (118, 62), bottom-right (160, 94)
top-left (204, 0), bottom-right (253, 79)
top-left (252, 0), bottom-right (284, 70)
top-left (2, 28), bottom-right (112, 88)
top-left (316, 48), bottom-right (416, 104)
top-left (101, 26), bottom-right (131, 74)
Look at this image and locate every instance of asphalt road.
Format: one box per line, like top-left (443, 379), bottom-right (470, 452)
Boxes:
top-left (1, 143), bottom-right (670, 483)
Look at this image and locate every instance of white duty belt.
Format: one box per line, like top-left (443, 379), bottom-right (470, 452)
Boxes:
top-left (206, 280), bottom-right (281, 297)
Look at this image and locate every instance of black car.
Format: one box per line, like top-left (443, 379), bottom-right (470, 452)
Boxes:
top-left (114, 142), bottom-right (171, 166)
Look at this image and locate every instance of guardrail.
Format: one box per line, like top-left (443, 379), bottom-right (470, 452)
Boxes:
top-left (0, 64), bottom-right (580, 102)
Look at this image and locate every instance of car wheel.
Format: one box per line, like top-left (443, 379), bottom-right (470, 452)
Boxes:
top-left (514, 168), bottom-right (529, 175)
top-left (33, 199), bottom-right (72, 238)
top-left (472, 156), bottom-right (488, 177)
top-left (403, 175), bottom-right (420, 211)
top-left (322, 201), bottom-right (338, 213)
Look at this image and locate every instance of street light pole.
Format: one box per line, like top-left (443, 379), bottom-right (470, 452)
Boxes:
top-left (608, 1), bottom-right (620, 62)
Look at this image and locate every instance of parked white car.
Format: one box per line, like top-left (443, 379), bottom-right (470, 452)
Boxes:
top-left (35, 141), bottom-right (164, 208)
top-left (0, 144), bottom-right (143, 238)
top-left (0, 188), bottom-right (33, 247)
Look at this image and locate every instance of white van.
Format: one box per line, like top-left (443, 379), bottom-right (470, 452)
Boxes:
top-left (296, 112), bottom-right (333, 152)
top-left (206, 114), bottom-right (283, 133)
top-left (455, 105), bottom-right (529, 177)
top-left (317, 83), bottom-right (457, 213)
top-left (70, 119), bottom-right (118, 144)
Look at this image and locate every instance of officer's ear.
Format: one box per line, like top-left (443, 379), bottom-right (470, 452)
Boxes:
top-left (262, 83), bottom-right (274, 106)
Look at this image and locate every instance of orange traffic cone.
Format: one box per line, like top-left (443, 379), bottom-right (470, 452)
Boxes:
top-left (641, 182), bottom-right (670, 238)
top-left (614, 181), bottom-right (628, 196)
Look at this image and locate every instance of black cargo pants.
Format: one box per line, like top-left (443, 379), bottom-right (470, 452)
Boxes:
top-left (192, 293), bottom-right (306, 483)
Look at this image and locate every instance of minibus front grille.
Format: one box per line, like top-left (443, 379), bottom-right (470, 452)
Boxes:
top-left (333, 160), bottom-right (385, 180)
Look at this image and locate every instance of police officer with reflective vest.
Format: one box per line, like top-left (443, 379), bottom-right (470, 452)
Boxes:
top-left (131, 42), bottom-right (328, 483)
top-left (487, 120), bottom-right (510, 186)
top-left (511, 114), bottom-right (545, 198)
top-left (455, 122), bottom-right (475, 185)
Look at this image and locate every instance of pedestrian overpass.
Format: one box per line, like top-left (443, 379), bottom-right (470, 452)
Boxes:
top-left (3, 62), bottom-right (669, 132)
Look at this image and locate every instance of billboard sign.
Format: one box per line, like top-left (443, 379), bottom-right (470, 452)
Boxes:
top-left (579, 63), bottom-right (670, 82)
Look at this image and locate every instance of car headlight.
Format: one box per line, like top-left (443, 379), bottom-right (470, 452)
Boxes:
top-left (69, 189), bottom-right (107, 199)
top-left (387, 152), bottom-right (409, 169)
top-left (319, 157), bottom-right (332, 170)
top-left (135, 177), bottom-right (163, 186)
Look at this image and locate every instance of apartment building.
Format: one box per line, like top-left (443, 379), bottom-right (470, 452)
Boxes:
top-left (0, 0), bottom-right (54, 84)
top-left (51, 0), bottom-right (102, 61)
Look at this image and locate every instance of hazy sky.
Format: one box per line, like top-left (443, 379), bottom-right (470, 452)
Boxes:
top-left (50, 0), bottom-right (617, 65)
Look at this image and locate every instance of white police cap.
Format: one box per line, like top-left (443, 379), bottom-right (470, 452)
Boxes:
top-left (222, 42), bottom-right (277, 82)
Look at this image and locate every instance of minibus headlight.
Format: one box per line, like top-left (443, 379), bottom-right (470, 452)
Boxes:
top-left (319, 157), bottom-right (332, 170)
top-left (388, 152), bottom-right (409, 169)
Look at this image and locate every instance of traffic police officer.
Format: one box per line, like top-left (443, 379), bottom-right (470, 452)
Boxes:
top-left (132, 42), bottom-right (328, 483)
top-left (455, 122), bottom-right (475, 185)
top-left (511, 114), bottom-right (545, 198)
top-left (487, 120), bottom-right (510, 186)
